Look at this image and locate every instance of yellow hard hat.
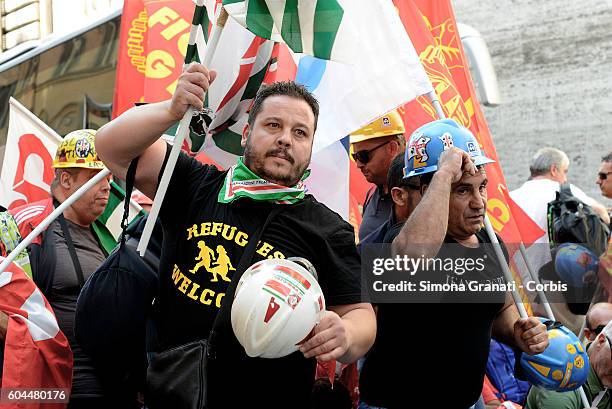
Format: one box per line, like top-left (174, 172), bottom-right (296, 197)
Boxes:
top-left (350, 110), bottom-right (405, 144)
top-left (53, 129), bottom-right (105, 169)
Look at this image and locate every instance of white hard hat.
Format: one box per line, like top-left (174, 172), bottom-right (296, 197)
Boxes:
top-left (231, 258), bottom-right (326, 359)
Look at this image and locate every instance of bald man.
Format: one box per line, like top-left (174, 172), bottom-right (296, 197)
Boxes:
top-left (584, 303), bottom-right (612, 341)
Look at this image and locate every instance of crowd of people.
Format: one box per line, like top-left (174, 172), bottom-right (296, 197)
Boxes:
top-left (0, 61), bottom-right (611, 409)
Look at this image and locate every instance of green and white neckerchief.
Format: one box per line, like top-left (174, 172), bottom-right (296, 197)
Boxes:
top-left (218, 157), bottom-right (309, 204)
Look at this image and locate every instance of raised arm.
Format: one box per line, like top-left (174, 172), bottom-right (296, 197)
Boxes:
top-left (392, 148), bottom-right (476, 259)
top-left (95, 63), bottom-right (216, 198)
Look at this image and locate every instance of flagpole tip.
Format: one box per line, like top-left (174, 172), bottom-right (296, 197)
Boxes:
top-left (217, 7), bottom-right (229, 27)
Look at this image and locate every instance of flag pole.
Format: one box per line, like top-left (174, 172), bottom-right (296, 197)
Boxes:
top-left (137, 6), bottom-right (229, 256)
top-left (0, 168), bottom-right (111, 275)
top-left (518, 242), bottom-right (555, 320)
top-left (424, 91), bottom-right (591, 408)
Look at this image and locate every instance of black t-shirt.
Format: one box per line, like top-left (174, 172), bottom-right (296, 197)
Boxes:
top-left (156, 151), bottom-right (362, 407)
top-left (359, 227), bottom-right (508, 409)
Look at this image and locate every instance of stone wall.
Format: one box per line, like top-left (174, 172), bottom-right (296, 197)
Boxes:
top-left (453, 0), bottom-right (612, 207)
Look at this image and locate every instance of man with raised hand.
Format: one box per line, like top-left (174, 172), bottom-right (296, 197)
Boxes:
top-left (359, 119), bottom-right (548, 409)
top-left (95, 63), bottom-right (375, 408)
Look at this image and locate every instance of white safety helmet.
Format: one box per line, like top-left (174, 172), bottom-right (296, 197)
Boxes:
top-left (231, 258), bottom-right (326, 359)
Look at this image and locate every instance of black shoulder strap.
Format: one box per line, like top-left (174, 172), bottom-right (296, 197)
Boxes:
top-left (207, 206), bottom-right (283, 352)
top-left (559, 183), bottom-right (573, 196)
top-left (119, 157), bottom-right (140, 246)
top-left (55, 206), bottom-right (85, 289)
top-left (362, 186), bottom-right (376, 212)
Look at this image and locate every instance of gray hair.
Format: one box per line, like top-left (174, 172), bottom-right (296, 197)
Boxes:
top-left (529, 147), bottom-right (569, 177)
top-left (603, 152), bottom-right (612, 163)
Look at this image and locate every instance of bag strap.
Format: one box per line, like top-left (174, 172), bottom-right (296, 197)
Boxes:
top-left (56, 209), bottom-right (86, 289)
top-left (559, 183), bottom-right (573, 197)
top-left (207, 205), bottom-right (283, 353)
top-left (119, 157), bottom-right (140, 245)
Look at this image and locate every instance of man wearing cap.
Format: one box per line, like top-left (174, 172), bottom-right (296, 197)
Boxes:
top-left (0, 130), bottom-right (128, 408)
top-left (350, 110), bottom-right (406, 242)
top-left (359, 119), bottom-right (549, 409)
top-left (525, 320), bottom-right (612, 409)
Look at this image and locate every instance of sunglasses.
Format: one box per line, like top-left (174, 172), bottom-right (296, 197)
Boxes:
top-left (598, 171), bottom-right (612, 180)
top-left (352, 140), bottom-right (392, 164)
top-left (591, 324), bottom-right (607, 335)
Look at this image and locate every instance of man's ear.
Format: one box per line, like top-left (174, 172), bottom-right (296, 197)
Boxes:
top-left (420, 183), bottom-right (429, 196)
top-left (550, 164), bottom-right (559, 179)
top-left (391, 187), bottom-right (407, 207)
top-left (241, 123), bottom-right (250, 148)
top-left (59, 170), bottom-right (73, 190)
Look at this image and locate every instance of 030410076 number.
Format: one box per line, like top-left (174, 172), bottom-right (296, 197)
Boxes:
top-left (0, 388), bottom-right (70, 402)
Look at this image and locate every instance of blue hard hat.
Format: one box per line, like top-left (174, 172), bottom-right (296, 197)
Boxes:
top-left (403, 119), bottom-right (494, 179)
top-left (555, 243), bottom-right (599, 288)
top-left (520, 318), bottom-right (589, 392)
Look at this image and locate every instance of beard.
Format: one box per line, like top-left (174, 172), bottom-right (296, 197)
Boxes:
top-left (243, 139), bottom-right (310, 187)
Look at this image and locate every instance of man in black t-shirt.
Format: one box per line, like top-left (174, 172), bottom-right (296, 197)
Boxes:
top-left (359, 119), bottom-right (549, 409)
top-left (95, 63), bottom-right (375, 408)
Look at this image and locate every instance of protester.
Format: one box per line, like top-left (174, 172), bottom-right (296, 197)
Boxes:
top-left (95, 63), bottom-right (375, 408)
top-left (596, 152), bottom-right (612, 201)
top-left (359, 119), bottom-right (549, 409)
top-left (0, 130), bottom-right (137, 408)
top-left (511, 147), bottom-right (610, 333)
top-left (350, 110), bottom-right (406, 241)
top-left (525, 320), bottom-right (612, 409)
top-left (584, 302), bottom-right (612, 342)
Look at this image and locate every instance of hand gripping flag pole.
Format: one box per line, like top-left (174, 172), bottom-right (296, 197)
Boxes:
top-left (0, 168), bottom-right (112, 275)
top-left (426, 90), bottom-right (591, 408)
top-left (137, 5), bottom-right (229, 256)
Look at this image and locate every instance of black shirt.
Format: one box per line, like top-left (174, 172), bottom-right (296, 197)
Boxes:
top-left (157, 152), bottom-right (362, 407)
top-left (359, 227), bottom-right (507, 409)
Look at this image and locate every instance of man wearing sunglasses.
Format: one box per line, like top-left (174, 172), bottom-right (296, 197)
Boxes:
top-left (350, 110), bottom-right (406, 242)
top-left (526, 320), bottom-right (612, 409)
top-left (584, 303), bottom-right (612, 342)
top-left (596, 152), bottom-right (612, 203)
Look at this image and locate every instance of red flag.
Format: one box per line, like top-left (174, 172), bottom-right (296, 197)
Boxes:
top-left (499, 185), bottom-right (545, 246)
top-left (113, 0), bottom-right (196, 118)
top-left (0, 258), bottom-right (73, 408)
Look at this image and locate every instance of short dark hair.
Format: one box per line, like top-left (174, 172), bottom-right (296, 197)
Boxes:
top-left (388, 153), bottom-right (420, 191)
top-left (603, 152), bottom-right (612, 163)
top-left (248, 81), bottom-right (319, 130)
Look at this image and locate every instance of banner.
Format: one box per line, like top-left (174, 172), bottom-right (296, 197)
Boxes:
top-left (0, 98), bottom-right (63, 210)
top-left (113, 0), bottom-right (197, 118)
top-left (0, 257), bottom-right (73, 408)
